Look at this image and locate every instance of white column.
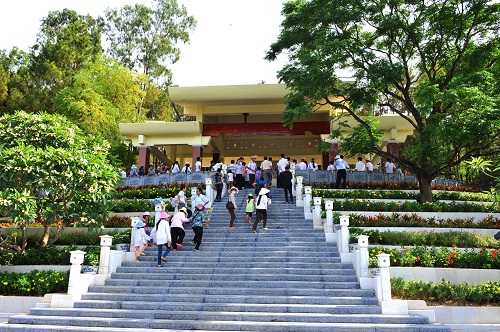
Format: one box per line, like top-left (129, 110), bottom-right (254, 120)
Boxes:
top-left (68, 250), bottom-right (85, 295)
top-left (304, 186), bottom-right (312, 219)
top-left (313, 197), bottom-right (322, 228)
top-left (190, 187), bottom-right (197, 210)
top-left (296, 176), bottom-right (303, 207)
top-left (339, 215), bottom-right (350, 254)
top-left (325, 200), bottom-right (334, 233)
top-left (98, 235), bottom-right (112, 275)
top-left (154, 202), bottom-right (163, 224)
top-left (357, 235), bottom-right (369, 278)
top-left (221, 166), bottom-right (227, 198)
top-left (129, 217), bottom-right (140, 253)
top-left (291, 169), bottom-right (296, 194)
top-left (377, 253), bottom-right (392, 301)
top-left (205, 178), bottom-right (213, 202)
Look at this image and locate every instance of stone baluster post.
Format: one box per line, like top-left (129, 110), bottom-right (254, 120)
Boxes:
top-left (339, 215), bottom-right (350, 254)
top-left (130, 217), bottom-right (140, 252)
top-left (291, 169), bottom-right (296, 194)
top-left (221, 165), bottom-right (228, 198)
top-left (357, 235), bottom-right (369, 278)
top-left (296, 176), bottom-right (303, 206)
top-left (377, 253), bottom-right (392, 301)
top-left (313, 197), bottom-right (322, 228)
top-left (154, 202), bottom-right (163, 224)
top-left (205, 177), bottom-right (213, 202)
top-left (325, 200), bottom-right (334, 233)
top-left (98, 235), bottom-right (113, 275)
top-left (68, 250), bottom-right (85, 295)
top-left (304, 186), bottom-right (312, 219)
top-left (190, 187), bottom-right (197, 210)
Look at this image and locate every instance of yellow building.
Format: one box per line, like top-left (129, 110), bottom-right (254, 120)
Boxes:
top-left (119, 84), bottom-right (414, 170)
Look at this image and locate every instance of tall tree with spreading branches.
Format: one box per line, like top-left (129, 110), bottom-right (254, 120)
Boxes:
top-left (266, 0), bottom-right (500, 202)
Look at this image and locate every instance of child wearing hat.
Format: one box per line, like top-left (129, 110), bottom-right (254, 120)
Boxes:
top-left (132, 220), bottom-right (150, 262)
top-left (245, 193), bottom-right (255, 224)
top-left (150, 211), bottom-right (171, 267)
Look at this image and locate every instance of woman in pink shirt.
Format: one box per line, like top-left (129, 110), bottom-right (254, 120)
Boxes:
top-left (170, 207), bottom-right (192, 251)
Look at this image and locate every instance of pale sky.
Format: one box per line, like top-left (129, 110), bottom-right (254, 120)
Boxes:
top-left (0, 0), bottom-right (288, 86)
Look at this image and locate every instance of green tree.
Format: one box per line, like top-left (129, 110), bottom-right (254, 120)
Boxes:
top-left (54, 58), bottom-right (147, 144)
top-left (103, 0), bottom-right (196, 83)
top-left (28, 9), bottom-right (103, 112)
top-left (267, 0), bottom-right (500, 202)
top-left (0, 111), bottom-right (119, 250)
top-left (0, 48), bottom-right (32, 114)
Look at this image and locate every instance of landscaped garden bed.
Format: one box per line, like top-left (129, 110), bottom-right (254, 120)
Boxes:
top-left (391, 277), bottom-right (500, 306)
top-left (349, 227), bottom-right (499, 248)
top-left (0, 270), bottom-right (69, 296)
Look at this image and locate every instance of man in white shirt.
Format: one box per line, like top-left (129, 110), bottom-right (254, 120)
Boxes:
top-left (326, 161), bottom-right (335, 171)
top-left (298, 158), bottom-right (308, 170)
top-left (247, 155), bottom-right (258, 185)
top-left (195, 157), bottom-right (202, 172)
top-left (333, 155), bottom-right (348, 189)
top-left (277, 153), bottom-right (289, 188)
top-left (385, 159), bottom-right (396, 173)
top-left (260, 156), bottom-right (274, 188)
top-left (355, 157), bottom-right (365, 171)
top-left (366, 159), bottom-right (374, 172)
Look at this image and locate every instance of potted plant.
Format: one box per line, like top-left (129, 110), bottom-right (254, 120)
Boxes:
top-left (368, 256), bottom-right (380, 277)
top-left (111, 230), bottom-right (131, 251)
top-left (82, 246), bottom-right (100, 274)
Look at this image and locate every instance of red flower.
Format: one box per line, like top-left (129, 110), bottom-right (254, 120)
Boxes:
top-left (446, 255), bottom-right (450, 259)
top-left (450, 259), bottom-right (454, 264)
top-left (451, 252), bottom-right (456, 257)
top-left (452, 244), bottom-right (456, 247)
top-left (493, 251), bottom-right (498, 259)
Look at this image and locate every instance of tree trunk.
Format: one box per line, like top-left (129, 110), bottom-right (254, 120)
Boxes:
top-left (417, 173), bottom-right (434, 203)
top-left (41, 222), bottom-right (51, 248)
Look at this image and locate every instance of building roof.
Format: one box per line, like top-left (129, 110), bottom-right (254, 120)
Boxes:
top-left (169, 84), bottom-right (289, 106)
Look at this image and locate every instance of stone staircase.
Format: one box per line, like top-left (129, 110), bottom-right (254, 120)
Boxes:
top-left (1, 187), bottom-right (450, 331)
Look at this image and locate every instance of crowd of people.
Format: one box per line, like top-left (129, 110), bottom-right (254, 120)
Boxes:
top-left (130, 153), bottom-right (406, 266)
top-left (122, 154), bottom-right (403, 190)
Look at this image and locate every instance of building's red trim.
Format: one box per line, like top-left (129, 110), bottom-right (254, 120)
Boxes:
top-left (202, 122), bottom-right (330, 137)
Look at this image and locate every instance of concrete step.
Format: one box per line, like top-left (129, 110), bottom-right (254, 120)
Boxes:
top-left (26, 308), bottom-right (431, 324)
top-left (4, 315), bottom-right (451, 331)
top-left (1, 187), bottom-right (450, 331)
top-left (73, 301), bottom-right (381, 313)
top-left (87, 285), bottom-right (374, 297)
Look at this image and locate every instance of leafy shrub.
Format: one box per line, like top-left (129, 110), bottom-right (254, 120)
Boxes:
top-left (55, 232), bottom-right (100, 246)
top-left (348, 213), bottom-right (500, 229)
top-left (391, 277), bottom-right (500, 305)
top-left (108, 199), bottom-right (152, 212)
top-left (107, 229), bottom-right (131, 244)
top-left (324, 199), bottom-right (500, 213)
top-left (313, 189), bottom-right (491, 201)
top-left (374, 230), bottom-right (499, 248)
top-left (369, 247), bottom-right (500, 269)
top-left (82, 246), bottom-right (100, 266)
top-left (103, 216), bottom-right (132, 228)
top-left (0, 270), bottom-right (69, 296)
top-left (0, 246), bottom-right (73, 266)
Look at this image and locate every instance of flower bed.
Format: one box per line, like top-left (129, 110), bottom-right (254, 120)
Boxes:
top-left (349, 228), bottom-right (499, 248)
top-left (313, 189), bottom-right (491, 202)
top-left (391, 277), bottom-right (500, 306)
top-left (369, 247), bottom-right (500, 269)
top-left (0, 270), bottom-right (69, 296)
top-left (323, 199), bottom-right (499, 213)
top-left (0, 245), bottom-right (100, 266)
top-left (347, 213), bottom-right (500, 229)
